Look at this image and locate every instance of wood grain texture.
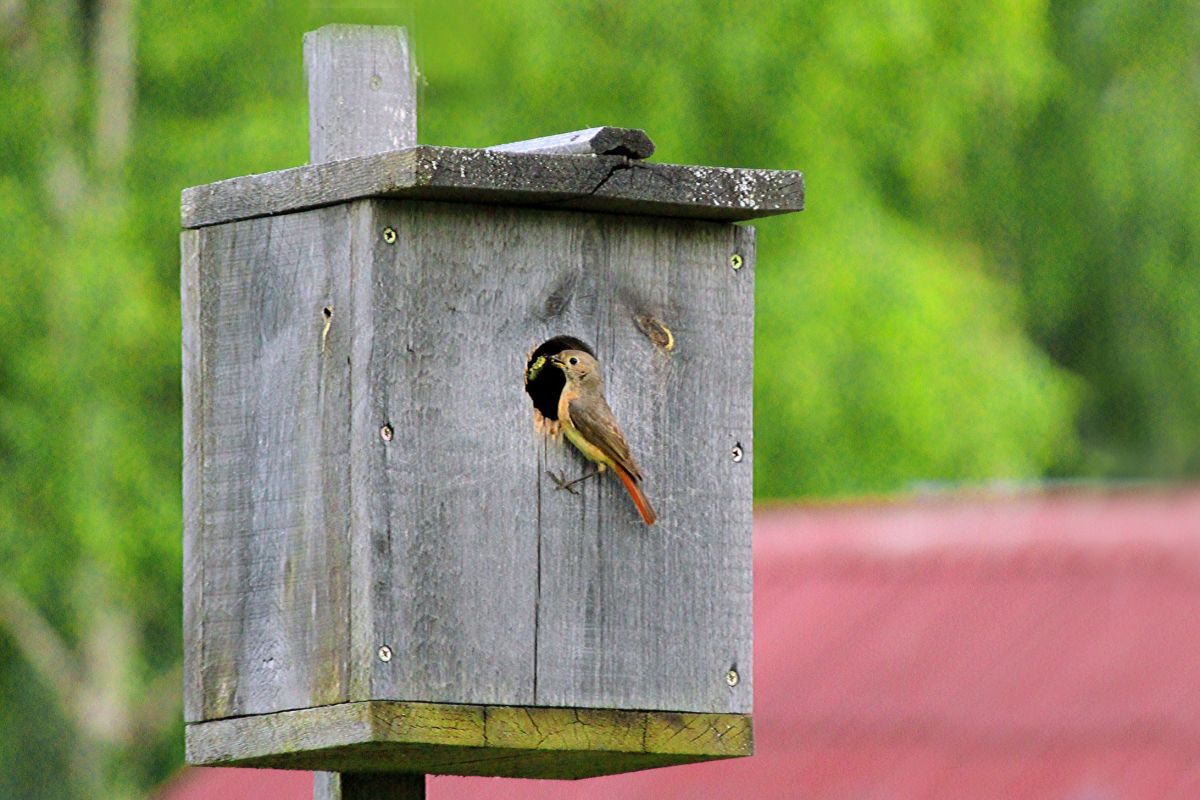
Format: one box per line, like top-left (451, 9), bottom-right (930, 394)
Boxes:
top-left (644, 711), bottom-right (753, 756)
top-left (358, 200), bottom-right (752, 714)
top-left (180, 145), bottom-right (805, 229)
top-left (358, 200), bottom-right (540, 708)
top-left (184, 20), bottom-right (769, 782)
top-left (484, 706), bottom-right (645, 752)
top-left (184, 199), bottom-right (759, 785)
top-left (188, 205), bottom-right (359, 721)
top-left (185, 701), bottom-right (752, 778)
top-left (181, 229), bottom-right (203, 722)
top-left (184, 200), bottom-right (754, 725)
top-left (314, 772), bottom-right (424, 800)
top-left (304, 26), bottom-right (422, 797)
top-left (489, 127), bottom-right (655, 159)
top-left (346, 201), bottom-right (378, 705)
top-left (533, 219), bottom-right (755, 715)
top-left (304, 25), bottom-right (416, 164)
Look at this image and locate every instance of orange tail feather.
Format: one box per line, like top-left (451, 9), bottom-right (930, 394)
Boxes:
top-left (614, 465), bottom-right (657, 526)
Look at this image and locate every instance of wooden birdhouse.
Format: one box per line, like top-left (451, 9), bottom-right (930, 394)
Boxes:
top-left (181, 25), bottom-right (803, 793)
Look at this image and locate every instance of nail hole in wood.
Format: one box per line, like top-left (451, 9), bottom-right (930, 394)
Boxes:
top-left (320, 306), bottom-right (333, 352)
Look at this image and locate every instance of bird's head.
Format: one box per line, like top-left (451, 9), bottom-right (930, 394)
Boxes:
top-left (551, 349), bottom-right (601, 385)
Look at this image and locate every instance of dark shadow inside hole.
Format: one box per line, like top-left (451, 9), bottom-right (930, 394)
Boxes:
top-left (524, 336), bottom-right (595, 421)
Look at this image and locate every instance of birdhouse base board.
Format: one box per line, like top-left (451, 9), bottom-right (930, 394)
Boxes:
top-left (185, 700), bottom-right (752, 779)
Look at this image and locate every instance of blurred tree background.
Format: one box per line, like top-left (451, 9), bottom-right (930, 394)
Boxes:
top-left (0, 0), bottom-right (1195, 797)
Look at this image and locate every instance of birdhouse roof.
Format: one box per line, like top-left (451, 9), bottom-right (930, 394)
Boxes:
top-left (181, 145), bottom-right (805, 229)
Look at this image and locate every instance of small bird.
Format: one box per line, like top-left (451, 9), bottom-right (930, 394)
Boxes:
top-left (548, 349), bottom-right (656, 526)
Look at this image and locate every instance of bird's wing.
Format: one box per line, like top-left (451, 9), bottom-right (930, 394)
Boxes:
top-left (568, 395), bottom-right (643, 481)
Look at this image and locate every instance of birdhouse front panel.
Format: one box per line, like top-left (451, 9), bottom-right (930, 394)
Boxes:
top-left (357, 199), bottom-right (754, 716)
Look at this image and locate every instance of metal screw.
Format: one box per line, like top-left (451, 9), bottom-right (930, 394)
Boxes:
top-left (731, 443), bottom-right (744, 463)
top-left (380, 424), bottom-right (394, 442)
top-left (377, 645), bottom-right (393, 663)
top-left (729, 253), bottom-right (744, 271)
top-left (725, 668), bottom-right (740, 687)
top-left (382, 227), bottom-right (397, 244)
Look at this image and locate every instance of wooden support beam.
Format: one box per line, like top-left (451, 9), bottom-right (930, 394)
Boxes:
top-left (304, 25), bottom-right (417, 164)
top-left (314, 773), bottom-right (424, 800)
top-left (489, 126), bottom-right (656, 159)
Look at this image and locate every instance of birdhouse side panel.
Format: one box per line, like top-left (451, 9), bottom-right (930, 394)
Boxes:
top-left (184, 205), bottom-right (361, 722)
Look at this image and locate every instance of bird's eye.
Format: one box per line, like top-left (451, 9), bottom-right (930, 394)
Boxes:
top-left (568, 357), bottom-right (578, 365)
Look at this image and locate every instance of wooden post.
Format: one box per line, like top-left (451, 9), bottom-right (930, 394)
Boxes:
top-left (304, 23), bottom-right (423, 800)
top-left (314, 773), bottom-right (424, 800)
top-left (304, 24), bottom-right (417, 163)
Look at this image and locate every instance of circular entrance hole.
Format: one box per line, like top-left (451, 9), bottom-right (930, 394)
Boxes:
top-left (524, 336), bottom-right (596, 423)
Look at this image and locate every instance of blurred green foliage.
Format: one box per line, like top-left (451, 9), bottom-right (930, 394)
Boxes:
top-left (0, 1), bottom-right (1195, 797)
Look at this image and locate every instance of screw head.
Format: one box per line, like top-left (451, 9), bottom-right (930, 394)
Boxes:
top-left (731, 443), bottom-right (744, 463)
top-left (725, 668), bottom-right (740, 687)
top-left (729, 253), bottom-right (744, 271)
top-left (377, 645), bottom-right (393, 662)
top-left (382, 227), bottom-right (397, 244)
top-left (380, 424), bottom-right (394, 442)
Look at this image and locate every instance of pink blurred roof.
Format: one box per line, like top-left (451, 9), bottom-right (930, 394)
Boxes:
top-left (158, 486), bottom-right (1200, 800)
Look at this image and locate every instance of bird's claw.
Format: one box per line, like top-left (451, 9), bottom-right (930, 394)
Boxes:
top-left (545, 470), bottom-right (580, 495)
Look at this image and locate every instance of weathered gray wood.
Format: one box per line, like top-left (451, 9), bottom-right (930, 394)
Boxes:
top-left (489, 126), bottom-right (655, 159)
top-left (304, 25), bottom-right (416, 164)
top-left (532, 218), bottom-right (755, 715)
top-left (190, 205), bottom-right (359, 721)
top-left (363, 200), bottom-right (752, 715)
top-left (180, 145), bottom-right (805, 229)
top-left (183, 19), bottom-right (778, 784)
top-left (346, 202), bottom-right (378, 706)
top-left (181, 229), bottom-right (203, 722)
top-left (184, 700), bottom-right (752, 778)
top-left (358, 200), bottom-right (540, 708)
top-left (303, 24), bottom-right (424, 798)
top-left (314, 772), bottom-right (424, 800)
top-left (184, 198), bottom-right (754, 727)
